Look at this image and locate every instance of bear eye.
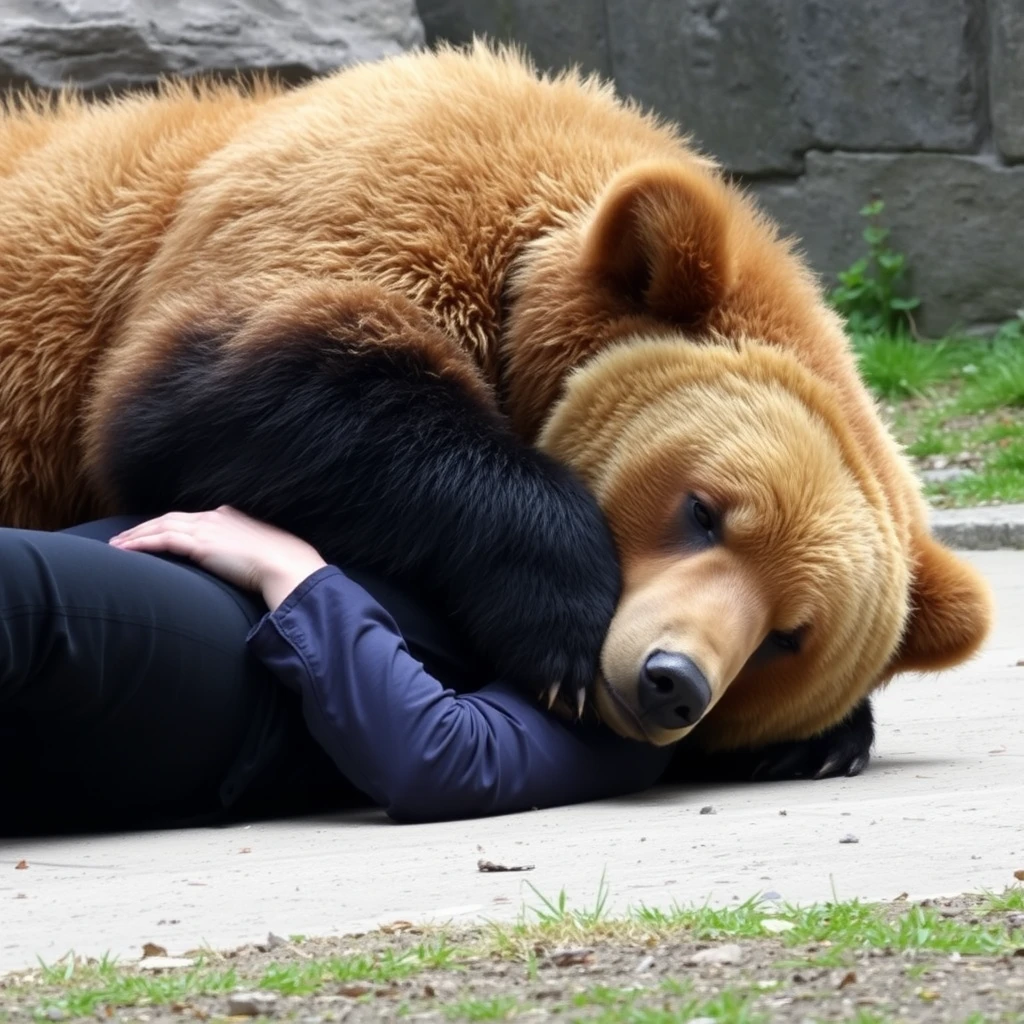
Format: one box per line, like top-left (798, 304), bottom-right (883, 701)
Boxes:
top-left (690, 496), bottom-right (716, 534)
top-left (769, 629), bottom-right (804, 654)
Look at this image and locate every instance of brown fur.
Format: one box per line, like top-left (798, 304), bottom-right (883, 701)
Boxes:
top-left (0, 43), bottom-right (992, 748)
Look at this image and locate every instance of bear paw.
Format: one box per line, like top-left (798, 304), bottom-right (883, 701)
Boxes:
top-left (666, 697), bottom-right (875, 782)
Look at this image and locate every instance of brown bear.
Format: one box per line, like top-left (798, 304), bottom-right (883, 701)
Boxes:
top-left (0, 42), bottom-right (992, 778)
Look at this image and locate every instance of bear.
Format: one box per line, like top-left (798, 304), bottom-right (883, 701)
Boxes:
top-left (0, 42), bottom-right (993, 779)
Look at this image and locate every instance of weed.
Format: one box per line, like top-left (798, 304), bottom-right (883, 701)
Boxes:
top-left (831, 200), bottom-right (920, 335)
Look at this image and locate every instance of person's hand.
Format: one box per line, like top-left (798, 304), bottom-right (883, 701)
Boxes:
top-left (109, 507), bottom-right (328, 610)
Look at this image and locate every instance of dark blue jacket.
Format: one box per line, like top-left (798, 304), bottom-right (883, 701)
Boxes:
top-left (247, 566), bottom-right (673, 823)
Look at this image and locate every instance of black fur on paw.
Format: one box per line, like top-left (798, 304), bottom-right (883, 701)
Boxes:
top-left (664, 697), bottom-right (875, 783)
top-left (95, 323), bottom-right (620, 705)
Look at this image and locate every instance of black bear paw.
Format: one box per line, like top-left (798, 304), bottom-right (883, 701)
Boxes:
top-left (665, 697), bottom-right (875, 782)
top-left (460, 569), bottom-right (618, 718)
top-left (451, 466), bottom-right (622, 719)
top-left (749, 700), bottom-right (874, 781)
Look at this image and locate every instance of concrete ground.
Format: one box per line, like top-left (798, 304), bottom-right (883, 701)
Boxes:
top-left (1, 551), bottom-right (1021, 974)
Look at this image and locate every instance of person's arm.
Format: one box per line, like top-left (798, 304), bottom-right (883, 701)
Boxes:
top-left (247, 566), bottom-right (673, 823)
top-left (110, 507), bottom-right (670, 821)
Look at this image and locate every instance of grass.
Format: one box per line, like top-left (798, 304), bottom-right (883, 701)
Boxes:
top-left (21, 956), bottom-right (242, 1018)
top-left (10, 936), bottom-right (466, 1019)
top-left (852, 325), bottom-right (1024, 507)
top-left (853, 333), bottom-right (962, 400)
top-left (257, 937), bottom-right (463, 995)
top-left (5, 885), bottom-right (1022, 1022)
top-left (982, 885), bottom-right (1024, 912)
top-left (489, 879), bottom-right (1024, 962)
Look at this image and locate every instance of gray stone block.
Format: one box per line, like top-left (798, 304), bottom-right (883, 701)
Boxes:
top-left (793, 0), bottom-right (986, 153)
top-left (752, 152), bottom-right (1024, 336)
top-left (0, 0), bottom-right (424, 93)
top-left (604, 0), bottom-right (985, 174)
top-left (990, 0), bottom-right (1024, 162)
top-left (929, 504), bottom-right (1024, 550)
top-left (416, 0), bottom-right (611, 78)
top-left (606, 0), bottom-right (809, 175)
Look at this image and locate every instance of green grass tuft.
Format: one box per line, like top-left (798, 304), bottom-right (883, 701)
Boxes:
top-left (982, 885), bottom-right (1024, 912)
top-left (259, 937), bottom-right (464, 996)
top-left (959, 339), bottom-right (1024, 412)
top-left (853, 333), bottom-right (959, 399)
top-left (32, 958), bottom-right (240, 1019)
top-left (444, 995), bottom-right (521, 1020)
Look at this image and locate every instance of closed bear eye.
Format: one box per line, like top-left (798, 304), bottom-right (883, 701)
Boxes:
top-left (768, 628), bottom-right (804, 654)
top-left (685, 494), bottom-right (719, 546)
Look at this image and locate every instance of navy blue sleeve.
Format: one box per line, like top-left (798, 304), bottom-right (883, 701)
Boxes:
top-left (246, 566), bottom-right (672, 823)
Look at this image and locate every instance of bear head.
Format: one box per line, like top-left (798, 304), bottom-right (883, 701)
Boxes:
top-left (504, 160), bottom-right (993, 750)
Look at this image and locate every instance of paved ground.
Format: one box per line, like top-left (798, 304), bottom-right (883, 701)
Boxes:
top-left (1, 551), bottom-right (1021, 975)
top-left (930, 503), bottom-right (1024, 549)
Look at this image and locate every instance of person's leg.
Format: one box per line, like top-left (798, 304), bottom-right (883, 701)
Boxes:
top-left (0, 519), bottom-right (487, 834)
top-left (0, 523), bottom-right (297, 832)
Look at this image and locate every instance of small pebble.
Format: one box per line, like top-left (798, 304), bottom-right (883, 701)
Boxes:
top-left (699, 805), bottom-right (716, 815)
top-left (839, 834), bottom-right (860, 844)
top-left (227, 991), bottom-right (279, 1017)
top-left (45, 1009), bottom-right (65, 1022)
top-left (634, 954), bottom-right (656, 973)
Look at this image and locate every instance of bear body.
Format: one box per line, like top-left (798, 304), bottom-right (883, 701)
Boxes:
top-left (0, 44), bottom-right (992, 765)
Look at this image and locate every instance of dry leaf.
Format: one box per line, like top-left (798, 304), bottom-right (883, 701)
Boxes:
top-left (142, 943), bottom-right (168, 958)
top-left (15, 860), bottom-right (28, 870)
top-left (238, 848), bottom-right (251, 855)
top-left (379, 920), bottom-right (414, 934)
top-left (838, 970), bottom-right (857, 990)
top-left (477, 859), bottom-right (535, 873)
top-left (422, 984), bottom-right (435, 998)
top-left (1014, 870), bottom-right (1024, 881)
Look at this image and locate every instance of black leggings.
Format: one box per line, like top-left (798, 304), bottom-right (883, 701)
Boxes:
top-left (0, 519), bottom-right (484, 836)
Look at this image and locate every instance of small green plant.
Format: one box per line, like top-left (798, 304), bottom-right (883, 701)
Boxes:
top-left (831, 199), bottom-right (921, 335)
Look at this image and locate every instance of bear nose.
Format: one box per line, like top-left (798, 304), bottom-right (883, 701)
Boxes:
top-left (638, 651), bottom-right (712, 729)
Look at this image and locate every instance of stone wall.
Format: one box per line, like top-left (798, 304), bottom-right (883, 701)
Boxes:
top-left (418, 0), bottom-right (1023, 335)
top-left (0, 1), bottom-right (423, 94)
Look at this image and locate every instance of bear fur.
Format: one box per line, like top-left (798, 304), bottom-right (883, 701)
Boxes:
top-left (0, 43), bottom-right (993, 772)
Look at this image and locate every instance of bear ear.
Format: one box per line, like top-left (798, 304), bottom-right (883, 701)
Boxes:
top-left (887, 535), bottom-right (993, 676)
top-left (579, 161), bottom-right (736, 325)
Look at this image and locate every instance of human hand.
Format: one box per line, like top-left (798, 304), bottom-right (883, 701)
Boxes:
top-left (109, 506), bottom-right (327, 610)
